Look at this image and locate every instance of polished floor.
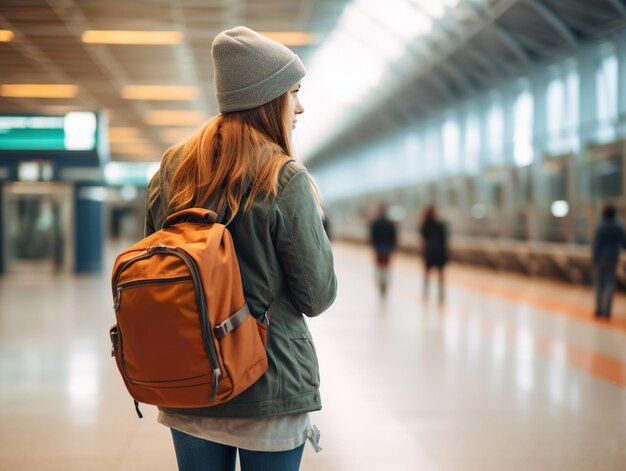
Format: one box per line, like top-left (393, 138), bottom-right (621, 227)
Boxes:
top-left (2, 240), bottom-right (626, 470)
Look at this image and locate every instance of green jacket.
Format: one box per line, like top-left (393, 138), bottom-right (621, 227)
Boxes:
top-left (144, 153), bottom-right (337, 418)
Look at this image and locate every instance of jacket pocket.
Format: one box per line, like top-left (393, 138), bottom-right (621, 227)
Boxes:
top-left (287, 333), bottom-right (320, 390)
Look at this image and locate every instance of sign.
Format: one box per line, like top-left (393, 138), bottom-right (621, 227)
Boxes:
top-left (0, 112), bottom-right (97, 151)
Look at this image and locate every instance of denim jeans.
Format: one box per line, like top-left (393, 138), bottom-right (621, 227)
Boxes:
top-left (595, 262), bottom-right (617, 317)
top-left (170, 428), bottom-right (305, 471)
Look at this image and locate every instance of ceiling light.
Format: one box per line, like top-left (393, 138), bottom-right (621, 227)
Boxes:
top-left (122, 85), bottom-right (198, 101)
top-left (110, 143), bottom-right (158, 156)
top-left (145, 110), bottom-right (206, 126)
top-left (41, 105), bottom-right (87, 114)
top-left (109, 127), bottom-right (142, 140)
top-left (81, 30), bottom-right (183, 45)
top-left (259, 32), bottom-right (318, 46)
top-left (0, 30), bottom-right (14, 42)
top-left (109, 135), bottom-right (152, 145)
top-left (0, 84), bottom-right (78, 98)
top-left (162, 128), bottom-right (198, 143)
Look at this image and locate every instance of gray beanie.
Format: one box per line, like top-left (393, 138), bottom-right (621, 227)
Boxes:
top-left (211, 26), bottom-right (306, 113)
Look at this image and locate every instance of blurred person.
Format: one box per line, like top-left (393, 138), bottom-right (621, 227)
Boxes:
top-left (420, 205), bottom-right (448, 302)
top-left (370, 203), bottom-right (397, 297)
top-left (144, 26), bottom-right (337, 471)
top-left (592, 203), bottom-right (626, 319)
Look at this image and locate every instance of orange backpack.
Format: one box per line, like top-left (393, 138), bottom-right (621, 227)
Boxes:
top-left (109, 208), bottom-right (272, 417)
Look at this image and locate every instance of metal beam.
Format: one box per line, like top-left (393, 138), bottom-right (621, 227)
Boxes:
top-left (525, 0), bottom-right (578, 48)
top-left (491, 24), bottom-right (533, 68)
top-left (606, 0), bottom-right (626, 18)
top-left (434, 62), bottom-right (473, 96)
top-left (426, 14), bottom-right (501, 87)
top-left (465, 0), bottom-right (532, 68)
top-left (422, 73), bottom-right (456, 104)
top-left (463, 47), bottom-right (505, 83)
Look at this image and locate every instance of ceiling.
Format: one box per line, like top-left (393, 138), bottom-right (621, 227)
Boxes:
top-left (304, 0), bottom-right (626, 166)
top-left (0, 0), bottom-right (349, 161)
top-left (0, 0), bottom-right (624, 165)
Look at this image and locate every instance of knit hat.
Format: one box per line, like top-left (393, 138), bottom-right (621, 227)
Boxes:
top-left (211, 26), bottom-right (306, 113)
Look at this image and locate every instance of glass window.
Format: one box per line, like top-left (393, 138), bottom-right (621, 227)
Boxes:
top-left (486, 97), bottom-right (504, 165)
top-left (546, 60), bottom-right (579, 155)
top-left (464, 111), bottom-right (480, 175)
top-left (513, 88), bottom-right (533, 167)
top-left (404, 132), bottom-right (421, 182)
top-left (546, 77), bottom-right (564, 140)
top-left (596, 43), bottom-right (618, 141)
top-left (565, 64), bottom-right (580, 151)
top-left (425, 125), bottom-right (441, 179)
top-left (442, 116), bottom-right (460, 173)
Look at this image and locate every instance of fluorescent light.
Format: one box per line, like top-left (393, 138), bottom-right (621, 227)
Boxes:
top-left (41, 105), bottom-right (85, 114)
top-left (551, 200), bottom-right (569, 218)
top-left (0, 84), bottom-right (78, 98)
top-left (145, 110), bottom-right (206, 126)
top-left (82, 30), bottom-right (183, 45)
top-left (122, 85), bottom-right (198, 101)
top-left (109, 127), bottom-right (142, 140)
top-left (64, 112), bottom-right (97, 150)
top-left (110, 143), bottom-right (157, 155)
top-left (162, 128), bottom-right (197, 143)
top-left (0, 30), bottom-right (14, 42)
top-left (259, 32), bottom-right (318, 46)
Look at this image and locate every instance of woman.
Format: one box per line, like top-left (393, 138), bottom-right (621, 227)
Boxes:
top-left (369, 203), bottom-right (397, 297)
top-left (144, 26), bottom-right (337, 471)
top-left (419, 205), bottom-right (448, 302)
top-left (593, 202), bottom-right (626, 319)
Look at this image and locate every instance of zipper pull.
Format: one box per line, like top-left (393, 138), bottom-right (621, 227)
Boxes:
top-left (110, 327), bottom-right (119, 357)
top-left (211, 368), bottom-right (221, 402)
top-left (134, 400), bottom-right (143, 419)
top-left (113, 286), bottom-right (123, 311)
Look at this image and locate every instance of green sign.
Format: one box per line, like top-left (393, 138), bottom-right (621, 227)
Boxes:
top-left (0, 113), bottom-right (97, 151)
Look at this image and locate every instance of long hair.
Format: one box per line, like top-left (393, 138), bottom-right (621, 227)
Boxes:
top-left (165, 91), bottom-right (309, 223)
top-left (420, 205), bottom-right (436, 230)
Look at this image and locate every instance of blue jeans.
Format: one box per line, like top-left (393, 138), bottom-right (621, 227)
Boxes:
top-left (595, 262), bottom-right (616, 317)
top-left (170, 428), bottom-right (305, 471)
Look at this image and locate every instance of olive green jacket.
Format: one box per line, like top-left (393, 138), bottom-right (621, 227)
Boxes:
top-left (144, 153), bottom-right (337, 418)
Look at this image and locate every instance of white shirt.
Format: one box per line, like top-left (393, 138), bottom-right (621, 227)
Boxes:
top-left (158, 410), bottom-right (322, 453)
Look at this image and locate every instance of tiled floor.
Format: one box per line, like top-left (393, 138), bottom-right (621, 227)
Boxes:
top-left (2, 240), bottom-right (626, 470)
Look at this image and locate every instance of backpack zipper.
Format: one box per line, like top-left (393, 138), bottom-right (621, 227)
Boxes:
top-left (114, 276), bottom-right (192, 310)
top-left (113, 246), bottom-right (222, 400)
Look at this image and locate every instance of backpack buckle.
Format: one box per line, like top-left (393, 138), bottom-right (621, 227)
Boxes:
top-left (109, 326), bottom-right (119, 357)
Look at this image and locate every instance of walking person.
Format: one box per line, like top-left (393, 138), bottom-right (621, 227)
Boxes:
top-left (144, 26), bottom-right (337, 471)
top-left (420, 205), bottom-right (448, 302)
top-left (370, 203), bottom-right (397, 297)
top-left (593, 203), bottom-right (626, 319)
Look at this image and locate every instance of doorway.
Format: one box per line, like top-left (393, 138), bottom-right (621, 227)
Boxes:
top-left (2, 182), bottom-right (73, 273)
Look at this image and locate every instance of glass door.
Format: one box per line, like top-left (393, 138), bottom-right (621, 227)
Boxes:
top-left (2, 182), bottom-right (73, 273)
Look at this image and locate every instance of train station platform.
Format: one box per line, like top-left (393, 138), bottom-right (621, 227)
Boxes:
top-left (1, 241), bottom-right (626, 470)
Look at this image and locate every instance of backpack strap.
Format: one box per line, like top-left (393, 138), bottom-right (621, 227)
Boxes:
top-left (213, 286), bottom-right (285, 338)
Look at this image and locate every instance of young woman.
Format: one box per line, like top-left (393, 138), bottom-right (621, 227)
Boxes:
top-left (420, 205), bottom-right (448, 302)
top-left (144, 26), bottom-right (337, 471)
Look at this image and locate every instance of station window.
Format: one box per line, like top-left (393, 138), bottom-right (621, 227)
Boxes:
top-left (596, 43), bottom-right (618, 142)
top-left (564, 63), bottom-right (579, 148)
top-left (464, 111), bottom-right (480, 174)
top-left (513, 87), bottom-right (534, 167)
top-left (546, 77), bottom-right (564, 145)
top-left (590, 158), bottom-right (622, 199)
top-left (442, 116), bottom-right (460, 174)
top-left (486, 97), bottom-right (504, 165)
top-left (425, 125), bottom-right (441, 179)
top-left (404, 133), bottom-right (421, 182)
